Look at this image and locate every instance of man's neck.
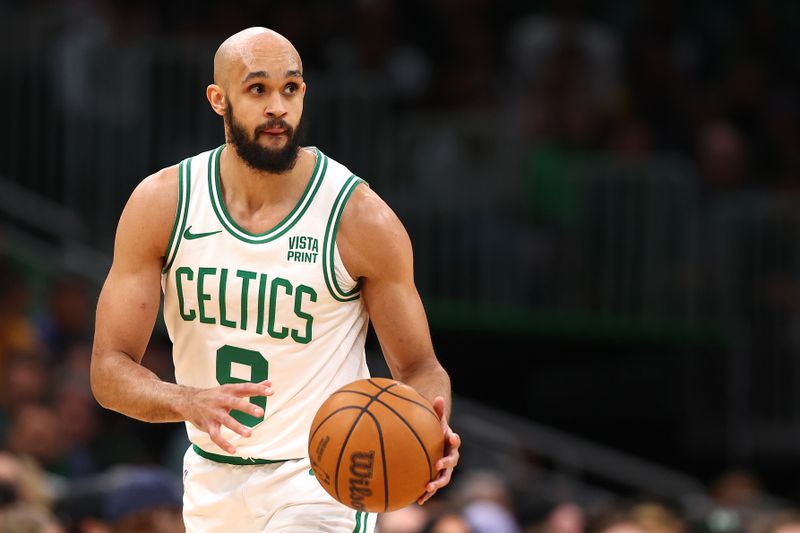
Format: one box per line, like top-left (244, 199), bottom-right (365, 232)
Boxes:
top-left (218, 143), bottom-right (315, 211)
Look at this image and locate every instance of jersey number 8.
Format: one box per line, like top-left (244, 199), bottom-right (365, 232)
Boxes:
top-left (215, 345), bottom-right (269, 427)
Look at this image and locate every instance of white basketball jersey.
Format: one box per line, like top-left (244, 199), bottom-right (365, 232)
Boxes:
top-left (161, 145), bottom-right (370, 461)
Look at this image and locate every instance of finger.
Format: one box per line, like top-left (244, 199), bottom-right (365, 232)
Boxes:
top-left (226, 382), bottom-right (273, 397)
top-left (443, 432), bottom-right (461, 455)
top-left (426, 468), bottom-right (453, 493)
top-left (419, 461), bottom-right (457, 505)
top-left (228, 397), bottom-right (265, 418)
top-left (253, 379), bottom-right (273, 393)
top-left (439, 428), bottom-right (459, 457)
top-left (208, 424), bottom-right (236, 454)
top-left (220, 413), bottom-right (254, 439)
top-left (418, 490), bottom-right (435, 505)
top-left (436, 451), bottom-right (460, 472)
top-left (225, 382), bottom-right (273, 397)
top-left (418, 481), bottom-right (441, 505)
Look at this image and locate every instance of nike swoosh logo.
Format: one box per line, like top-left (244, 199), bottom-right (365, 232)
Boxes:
top-left (183, 226), bottom-right (222, 240)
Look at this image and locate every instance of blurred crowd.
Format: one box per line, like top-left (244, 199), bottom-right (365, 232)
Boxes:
top-left (7, 0), bottom-right (800, 194)
top-left (372, 468), bottom-right (800, 533)
top-left (0, 258), bottom-right (795, 533)
top-left (0, 257), bottom-right (187, 532)
top-left (177, 0), bottom-right (800, 196)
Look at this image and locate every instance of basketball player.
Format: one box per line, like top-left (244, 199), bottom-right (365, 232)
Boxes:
top-left (90, 27), bottom-right (460, 532)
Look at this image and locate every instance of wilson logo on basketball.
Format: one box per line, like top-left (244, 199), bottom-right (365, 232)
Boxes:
top-left (348, 451), bottom-right (375, 511)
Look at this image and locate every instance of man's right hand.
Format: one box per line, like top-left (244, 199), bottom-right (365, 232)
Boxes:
top-left (182, 380), bottom-right (273, 454)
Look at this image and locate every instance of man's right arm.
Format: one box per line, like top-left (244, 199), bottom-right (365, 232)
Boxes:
top-left (90, 166), bottom-right (270, 453)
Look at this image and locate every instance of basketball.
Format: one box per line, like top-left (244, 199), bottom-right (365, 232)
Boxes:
top-left (308, 377), bottom-right (445, 513)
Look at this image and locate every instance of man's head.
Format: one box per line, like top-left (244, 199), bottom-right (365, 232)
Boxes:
top-left (207, 27), bottom-right (307, 173)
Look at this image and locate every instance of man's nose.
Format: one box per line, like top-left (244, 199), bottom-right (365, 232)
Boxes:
top-left (264, 92), bottom-right (287, 118)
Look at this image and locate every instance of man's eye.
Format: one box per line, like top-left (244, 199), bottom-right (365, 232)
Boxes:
top-left (250, 84), bottom-right (264, 94)
top-left (285, 83), bottom-right (298, 94)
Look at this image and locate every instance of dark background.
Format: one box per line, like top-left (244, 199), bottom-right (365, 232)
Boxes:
top-left (3, 0), bottom-right (800, 531)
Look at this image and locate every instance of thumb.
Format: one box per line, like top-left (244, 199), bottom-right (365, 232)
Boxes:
top-left (432, 396), bottom-right (447, 421)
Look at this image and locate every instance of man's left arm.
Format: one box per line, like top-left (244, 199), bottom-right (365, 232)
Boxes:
top-left (337, 183), bottom-right (461, 504)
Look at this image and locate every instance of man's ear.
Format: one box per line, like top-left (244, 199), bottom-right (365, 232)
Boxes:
top-left (207, 84), bottom-right (226, 117)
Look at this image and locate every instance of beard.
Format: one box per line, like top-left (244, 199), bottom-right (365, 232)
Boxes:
top-left (226, 104), bottom-right (305, 173)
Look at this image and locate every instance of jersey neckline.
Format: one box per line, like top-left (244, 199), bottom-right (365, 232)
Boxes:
top-left (208, 145), bottom-right (328, 244)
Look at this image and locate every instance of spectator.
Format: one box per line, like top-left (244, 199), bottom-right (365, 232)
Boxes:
top-left (709, 469), bottom-right (765, 510)
top-left (0, 352), bottom-right (52, 444)
top-left (705, 469), bottom-right (774, 533)
top-left (752, 509), bottom-right (800, 533)
top-left (628, 502), bottom-right (686, 533)
top-left (588, 506), bottom-right (647, 533)
top-left (695, 120), bottom-right (749, 197)
top-left (5, 404), bottom-right (69, 479)
top-left (587, 500), bottom-right (686, 533)
top-left (0, 259), bottom-right (40, 387)
top-left (0, 452), bottom-right (22, 510)
top-left (507, 0), bottom-right (622, 113)
top-left (454, 470), bottom-right (522, 533)
top-left (537, 502), bottom-right (587, 533)
top-left (0, 452), bottom-right (54, 512)
top-left (423, 511), bottom-right (473, 533)
top-left (377, 504), bottom-right (430, 533)
top-left (0, 503), bottom-right (64, 533)
top-left (102, 466), bottom-right (183, 533)
top-left (55, 465), bottom-right (184, 533)
top-left (54, 486), bottom-right (111, 533)
top-left (53, 387), bottom-right (101, 478)
top-left (35, 274), bottom-right (93, 363)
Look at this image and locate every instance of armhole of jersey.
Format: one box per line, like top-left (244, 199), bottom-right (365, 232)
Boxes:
top-left (162, 157), bottom-right (192, 273)
top-left (323, 175), bottom-right (365, 302)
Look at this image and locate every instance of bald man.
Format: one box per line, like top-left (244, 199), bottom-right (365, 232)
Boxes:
top-left (90, 27), bottom-right (460, 533)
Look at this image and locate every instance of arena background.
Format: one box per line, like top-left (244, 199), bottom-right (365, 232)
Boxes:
top-left (2, 0), bottom-right (800, 531)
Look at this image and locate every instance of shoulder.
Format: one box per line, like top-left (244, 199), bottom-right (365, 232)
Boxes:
top-left (124, 164), bottom-right (180, 228)
top-left (116, 164), bottom-right (180, 259)
top-left (337, 183), bottom-right (412, 280)
top-left (341, 184), bottom-right (405, 240)
top-left (132, 164), bottom-right (179, 203)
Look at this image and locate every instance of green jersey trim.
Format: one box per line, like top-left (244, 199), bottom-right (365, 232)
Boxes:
top-left (322, 175), bottom-right (365, 302)
top-left (208, 145), bottom-right (327, 244)
top-left (191, 444), bottom-right (297, 465)
top-left (162, 157), bottom-right (192, 273)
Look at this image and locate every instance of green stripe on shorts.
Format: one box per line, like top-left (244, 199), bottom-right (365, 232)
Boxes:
top-left (191, 444), bottom-right (295, 465)
top-left (353, 511), bottom-right (371, 533)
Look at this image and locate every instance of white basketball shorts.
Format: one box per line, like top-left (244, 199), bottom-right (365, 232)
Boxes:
top-left (182, 446), bottom-right (375, 533)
